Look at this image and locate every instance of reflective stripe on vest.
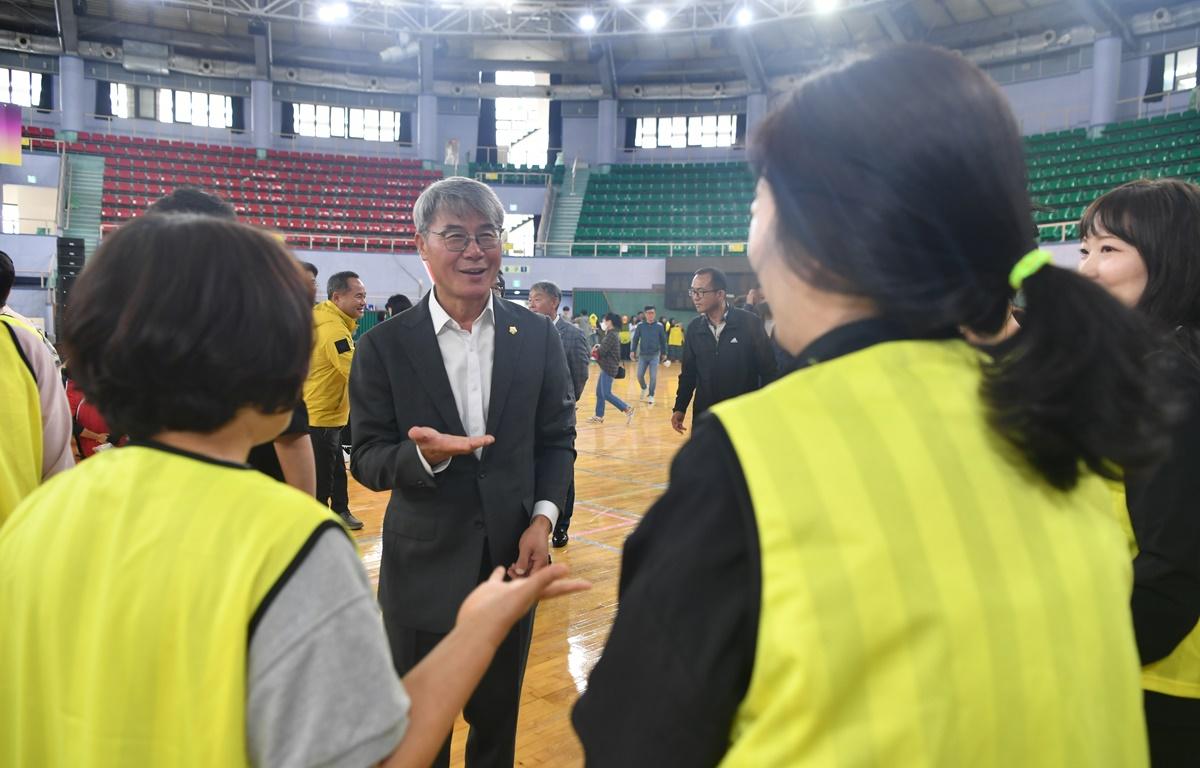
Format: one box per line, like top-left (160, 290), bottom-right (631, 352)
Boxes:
top-left (713, 339), bottom-right (1147, 767)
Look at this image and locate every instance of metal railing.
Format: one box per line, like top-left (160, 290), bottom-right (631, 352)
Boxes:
top-left (1037, 221), bottom-right (1080, 242)
top-left (534, 240), bottom-right (748, 258)
top-left (472, 170), bottom-right (551, 185)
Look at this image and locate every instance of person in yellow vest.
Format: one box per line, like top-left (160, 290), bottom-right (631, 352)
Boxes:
top-left (304, 270), bottom-right (367, 529)
top-left (0, 213), bottom-right (588, 767)
top-left (1078, 178), bottom-right (1200, 764)
top-left (573, 45), bottom-right (1171, 766)
top-left (0, 250), bottom-right (72, 524)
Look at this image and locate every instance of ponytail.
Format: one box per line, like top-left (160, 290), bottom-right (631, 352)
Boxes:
top-left (980, 265), bottom-right (1176, 490)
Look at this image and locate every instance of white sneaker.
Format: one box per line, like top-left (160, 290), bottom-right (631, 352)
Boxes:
top-left (640, 389), bottom-right (648, 401)
top-left (587, 415), bottom-right (604, 424)
top-left (625, 407), bottom-right (635, 425)
top-left (647, 395), bottom-right (655, 405)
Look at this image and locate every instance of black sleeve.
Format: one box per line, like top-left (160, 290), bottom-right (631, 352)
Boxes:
top-left (1126, 368), bottom-right (1200, 664)
top-left (280, 402), bottom-right (309, 437)
top-left (751, 313), bottom-right (778, 387)
top-left (572, 416), bottom-right (760, 767)
top-left (674, 324), bottom-right (699, 414)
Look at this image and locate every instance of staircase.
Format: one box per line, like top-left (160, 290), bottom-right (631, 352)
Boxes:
top-left (62, 154), bottom-right (105, 257)
top-left (545, 167), bottom-right (590, 257)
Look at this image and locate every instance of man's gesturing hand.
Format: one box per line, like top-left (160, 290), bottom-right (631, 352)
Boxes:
top-left (408, 426), bottom-right (495, 467)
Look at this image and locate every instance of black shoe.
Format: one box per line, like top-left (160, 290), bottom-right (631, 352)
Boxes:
top-left (552, 529), bottom-right (569, 548)
top-left (337, 510), bottom-right (364, 530)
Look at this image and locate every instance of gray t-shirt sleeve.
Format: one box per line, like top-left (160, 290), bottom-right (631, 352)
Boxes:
top-left (247, 528), bottom-right (410, 768)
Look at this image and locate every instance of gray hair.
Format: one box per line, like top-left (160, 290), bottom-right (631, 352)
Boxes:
top-left (413, 177), bottom-right (505, 234)
top-left (530, 280), bottom-right (562, 307)
top-left (327, 270), bottom-right (359, 299)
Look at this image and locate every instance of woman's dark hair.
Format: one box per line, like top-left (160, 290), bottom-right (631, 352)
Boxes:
top-left (63, 214), bottom-right (312, 440)
top-left (1081, 179), bottom-right (1200, 362)
top-left (603, 312), bottom-right (623, 329)
top-left (750, 44), bottom-right (1171, 490)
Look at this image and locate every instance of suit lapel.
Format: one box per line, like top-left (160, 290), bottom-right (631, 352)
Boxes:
top-left (485, 298), bottom-right (525, 438)
top-left (399, 295), bottom-right (468, 436)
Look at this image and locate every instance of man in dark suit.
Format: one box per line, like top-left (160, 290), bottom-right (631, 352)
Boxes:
top-left (527, 280), bottom-right (589, 548)
top-left (349, 177), bottom-right (576, 768)
top-left (671, 267), bottom-right (778, 434)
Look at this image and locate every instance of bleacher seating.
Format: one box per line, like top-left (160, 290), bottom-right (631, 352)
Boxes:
top-left (23, 127), bottom-right (440, 250)
top-left (571, 161), bottom-right (753, 257)
top-left (1028, 109), bottom-right (1200, 241)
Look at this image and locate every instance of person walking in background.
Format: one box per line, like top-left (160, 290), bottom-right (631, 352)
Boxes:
top-left (619, 315), bottom-right (632, 360)
top-left (631, 305), bottom-right (667, 405)
top-left (529, 281), bottom-right (590, 548)
top-left (672, 267), bottom-right (778, 434)
top-left (574, 311), bottom-right (594, 347)
top-left (305, 270), bottom-right (367, 530)
top-left (590, 313), bottom-right (634, 425)
top-left (1078, 178), bottom-right (1200, 764)
top-left (667, 318), bottom-right (684, 361)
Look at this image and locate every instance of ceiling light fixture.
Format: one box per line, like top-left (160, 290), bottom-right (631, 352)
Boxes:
top-left (736, 6), bottom-right (753, 25)
top-left (316, 1), bottom-right (350, 21)
top-left (813, 0), bottom-right (839, 14)
top-left (579, 12), bottom-right (598, 30)
top-left (645, 7), bottom-right (668, 29)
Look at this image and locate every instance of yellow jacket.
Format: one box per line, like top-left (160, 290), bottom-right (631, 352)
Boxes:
top-left (303, 301), bottom-right (357, 427)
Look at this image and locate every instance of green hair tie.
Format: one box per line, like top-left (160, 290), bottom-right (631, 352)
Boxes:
top-left (1009, 248), bottom-right (1053, 290)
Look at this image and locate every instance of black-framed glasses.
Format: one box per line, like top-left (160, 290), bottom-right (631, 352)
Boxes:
top-left (688, 287), bottom-right (718, 297)
top-left (430, 229), bottom-right (503, 252)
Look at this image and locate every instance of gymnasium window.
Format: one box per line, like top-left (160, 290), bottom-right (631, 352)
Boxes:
top-left (494, 70), bottom-right (549, 167)
top-left (1163, 48), bottom-right (1198, 92)
top-left (0, 68), bottom-right (43, 108)
top-left (290, 101), bottom-right (409, 143)
top-left (633, 114), bottom-right (741, 149)
top-left (108, 84), bottom-right (237, 129)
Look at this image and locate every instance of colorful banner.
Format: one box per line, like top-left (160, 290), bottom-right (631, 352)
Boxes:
top-left (0, 103), bottom-right (22, 166)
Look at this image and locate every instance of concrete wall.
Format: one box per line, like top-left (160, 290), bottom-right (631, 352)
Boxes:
top-left (491, 184), bottom-right (546, 216)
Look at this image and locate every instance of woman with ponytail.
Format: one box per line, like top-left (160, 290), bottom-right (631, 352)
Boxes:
top-left (573, 45), bottom-right (1171, 766)
top-left (1079, 178), bottom-right (1200, 766)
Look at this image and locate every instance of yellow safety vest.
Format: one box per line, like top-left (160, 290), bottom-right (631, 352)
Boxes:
top-left (0, 315), bottom-right (42, 526)
top-left (0, 444), bottom-right (344, 766)
top-left (714, 339), bottom-right (1147, 767)
top-left (1110, 484), bottom-right (1200, 698)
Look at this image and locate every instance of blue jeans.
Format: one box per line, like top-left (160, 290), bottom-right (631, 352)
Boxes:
top-left (636, 355), bottom-right (659, 396)
top-left (595, 371), bottom-right (630, 418)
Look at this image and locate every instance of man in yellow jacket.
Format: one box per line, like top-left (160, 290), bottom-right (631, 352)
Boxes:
top-left (304, 270), bottom-right (367, 529)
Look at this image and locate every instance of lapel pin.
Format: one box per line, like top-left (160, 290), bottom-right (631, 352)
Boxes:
top-left (509, 326), bottom-right (518, 335)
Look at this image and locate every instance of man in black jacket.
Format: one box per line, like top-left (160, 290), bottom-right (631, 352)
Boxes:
top-left (349, 178), bottom-right (576, 768)
top-left (671, 267), bottom-right (777, 433)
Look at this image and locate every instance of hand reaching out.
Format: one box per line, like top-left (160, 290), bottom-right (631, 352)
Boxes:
top-left (457, 564), bottom-right (591, 649)
top-left (408, 426), bottom-right (495, 467)
top-left (508, 516), bottom-right (552, 579)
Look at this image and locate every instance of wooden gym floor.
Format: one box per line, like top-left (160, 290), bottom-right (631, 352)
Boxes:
top-left (347, 362), bottom-right (686, 767)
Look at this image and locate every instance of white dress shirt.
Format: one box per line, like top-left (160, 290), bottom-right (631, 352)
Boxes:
top-left (421, 289), bottom-right (559, 530)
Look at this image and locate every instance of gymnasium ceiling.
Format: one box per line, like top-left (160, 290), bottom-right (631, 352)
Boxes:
top-left (0, 0), bottom-right (1181, 89)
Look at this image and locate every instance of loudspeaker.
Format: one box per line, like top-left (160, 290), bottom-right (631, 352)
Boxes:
top-left (55, 237), bottom-right (85, 326)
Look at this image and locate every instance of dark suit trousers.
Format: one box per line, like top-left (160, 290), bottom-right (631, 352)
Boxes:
top-left (386, 541), bottom-right (535, 768)
top-left (310, 425), bottom-right (349, 515)
top-left (556, 480), bottom-right (575, 536)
